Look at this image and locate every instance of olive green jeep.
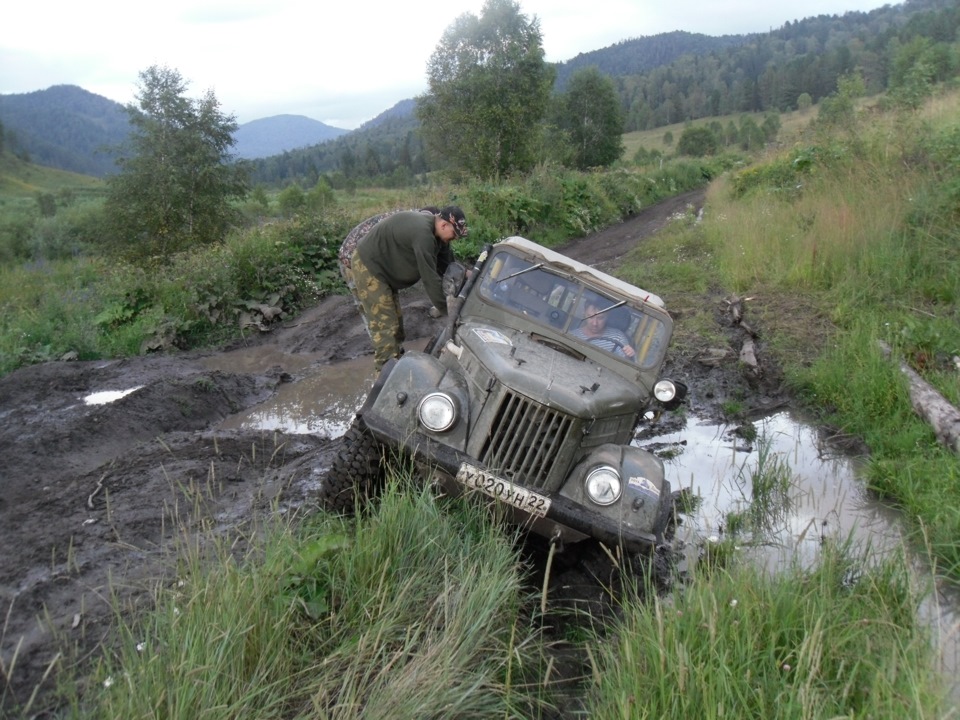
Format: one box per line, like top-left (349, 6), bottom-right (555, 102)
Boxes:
top-left (321, 236), bottom-right (685, 553)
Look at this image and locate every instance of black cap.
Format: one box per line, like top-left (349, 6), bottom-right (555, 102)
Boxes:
top-left (439, 205), bottom-right (468, 238)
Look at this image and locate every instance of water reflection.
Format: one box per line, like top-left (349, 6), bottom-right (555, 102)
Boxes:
top-left (639, 411), bottom-right (958, 704)
top-left (642, 412), bottom-right (905, 569)
top-left (217, 356), bottom-right (375, 437)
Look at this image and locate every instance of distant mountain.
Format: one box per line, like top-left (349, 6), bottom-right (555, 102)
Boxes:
top-left (0, 85), bottom-right (130, 177)
top-left (232, 114), bottom-right (349, 159)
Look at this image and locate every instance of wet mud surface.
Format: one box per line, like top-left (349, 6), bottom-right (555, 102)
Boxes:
top-left (0, 188), bottom-right (793, 714)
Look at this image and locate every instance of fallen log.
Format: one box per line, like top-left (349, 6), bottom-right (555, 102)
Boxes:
top-left (878, 340), bottom-right (960, 455)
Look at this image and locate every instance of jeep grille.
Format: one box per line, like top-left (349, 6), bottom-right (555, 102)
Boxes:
top-left (479, 391), bottom-right (575, 490)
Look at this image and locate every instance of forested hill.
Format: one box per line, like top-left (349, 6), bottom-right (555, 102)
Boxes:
top-left (0, 85), bottom-right (128, 177)
top-left (553, 31), bottom-right (750, 90)
top-left (248, 0), bottom-right (958, 186)
top-left (616, 0), bottom-right (959, 130)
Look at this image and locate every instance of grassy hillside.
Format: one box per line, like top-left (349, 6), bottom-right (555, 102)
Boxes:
top-left (0, 151), bottom-right (103, 198)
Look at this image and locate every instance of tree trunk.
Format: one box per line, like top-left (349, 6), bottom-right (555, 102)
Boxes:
top-left (878, 340), bottom-right (960, 455)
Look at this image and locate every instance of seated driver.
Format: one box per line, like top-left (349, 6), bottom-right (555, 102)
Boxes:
top-left (572, 302), bottom-right (636, 359)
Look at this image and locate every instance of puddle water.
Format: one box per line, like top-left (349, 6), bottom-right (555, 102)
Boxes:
top-left (83, 386), bottom-right (143, 405)
top-left (639, 412), bottom-right (959, 704)
top-left (217, 355), bottom-right (376, 436)
top-left (216, 352), bottom-right (958, 703)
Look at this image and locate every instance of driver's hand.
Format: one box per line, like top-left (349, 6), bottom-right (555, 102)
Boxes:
top-left (623, 345), bottom-right (636, 358)
top-left (429, 306), bottom-right (444, 318)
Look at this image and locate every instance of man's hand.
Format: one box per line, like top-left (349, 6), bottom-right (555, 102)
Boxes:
top-left (429, 306), bottom-right (444, 318)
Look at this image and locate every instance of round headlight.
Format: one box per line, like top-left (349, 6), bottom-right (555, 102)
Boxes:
top-left (654, 380), bottom-right (677, 403)
top-left (417, 392), bottom-right (457, 432)
top-left (585, 465), bottom-right (622, 506)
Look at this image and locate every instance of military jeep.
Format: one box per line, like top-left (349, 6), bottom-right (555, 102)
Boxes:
top-left (321, 236), bottom-right (685, 553)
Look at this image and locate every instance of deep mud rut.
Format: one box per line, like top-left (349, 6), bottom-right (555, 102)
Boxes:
top-left (0, 188), bottom-right (791, 715)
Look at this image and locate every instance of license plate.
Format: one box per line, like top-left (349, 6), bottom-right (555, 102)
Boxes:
top-left (456, 462), bottom-right (552, 518)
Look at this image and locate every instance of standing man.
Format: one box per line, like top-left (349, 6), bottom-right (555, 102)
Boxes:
top-left (350, 206), bottom-right (468, 370)
top-left (337, 206), bottom-right (439, 295)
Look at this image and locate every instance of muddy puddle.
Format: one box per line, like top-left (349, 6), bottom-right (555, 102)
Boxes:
top-left (638, 413), bottom-right (959, 700)
top-left (210, 350), bottom-right (959, 702)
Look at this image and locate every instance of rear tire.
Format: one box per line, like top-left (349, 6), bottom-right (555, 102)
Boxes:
top-left (320, 415), bottom-right (385, 513)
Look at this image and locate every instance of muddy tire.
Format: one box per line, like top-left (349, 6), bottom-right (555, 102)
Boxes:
top-left (320, 416), bottom-right (385, 513)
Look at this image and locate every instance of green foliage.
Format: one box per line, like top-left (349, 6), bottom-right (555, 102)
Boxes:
top-left (29, 200), bottom-right (107, 259)
top-left (75, 478), bottom-right (542, 719)
top-left (276, 184), bottom-right (306, 217)
top-left (103, 66), bottom-right (248, 262)
top-left (632, 145), bottom-right (664, 167)
top-left (417, 0), bottom-right (555, 179)
top-left (815, 71), bottom-right (867, 131)
top-left (551, 67), bottom-right (625, 169)
top-left (730, 145), bottom-right (819, 198)
top-left (676, 125), bottom-right (720, 157)
top-left (590, 543), bottom-right (942, 718)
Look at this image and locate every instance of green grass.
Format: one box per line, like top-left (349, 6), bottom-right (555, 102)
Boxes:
top-left (65, 473), bottom-right (547, 719)
top-left (51, 457), bottom-right (951, 719)
top-left (589, 541), bottom-right (944, 719)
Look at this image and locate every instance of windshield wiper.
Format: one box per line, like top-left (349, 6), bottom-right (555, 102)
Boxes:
top-left (587, 299), bottom-right (626, 318)
top-left (499, 263), bottom-right (544, 282)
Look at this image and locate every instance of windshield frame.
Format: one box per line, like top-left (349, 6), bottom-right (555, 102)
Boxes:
top-left (475, 247), bottom-right (670, 370)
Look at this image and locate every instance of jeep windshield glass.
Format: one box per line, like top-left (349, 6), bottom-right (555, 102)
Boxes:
top-left (477, 249), bottom-right (669, 369)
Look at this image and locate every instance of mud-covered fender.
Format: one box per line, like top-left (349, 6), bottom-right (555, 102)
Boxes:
top-left (558, 444), bottom-right (670, 539)
top-left (360, 352), bottom-right (471, 452)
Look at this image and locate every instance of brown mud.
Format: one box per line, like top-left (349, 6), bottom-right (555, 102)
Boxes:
top-left (0, 188), bottom-right (790, 715)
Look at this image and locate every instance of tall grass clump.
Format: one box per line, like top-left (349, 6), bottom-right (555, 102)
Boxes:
top-left (586, 542), bottom-right (946, 718)
top-left (70, 473), bottom-right (544, 719)
top-left (709, 147), bottom-right (920, 294)
top-left (0, 257), bottom-right (110, 370)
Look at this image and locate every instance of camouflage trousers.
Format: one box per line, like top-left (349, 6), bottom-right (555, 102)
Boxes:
top-left (349, 251), bottom-right (405, 371)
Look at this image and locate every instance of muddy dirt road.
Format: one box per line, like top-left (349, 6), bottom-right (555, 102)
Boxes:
top-left (1, 188), bottom-right (785, 714)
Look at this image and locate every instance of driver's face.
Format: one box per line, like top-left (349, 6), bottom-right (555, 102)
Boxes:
top-left (584, 306), bottom-right (606, 333)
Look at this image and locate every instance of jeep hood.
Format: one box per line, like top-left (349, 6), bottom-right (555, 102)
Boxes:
top-left (456, 322), bottom-right (647, 416)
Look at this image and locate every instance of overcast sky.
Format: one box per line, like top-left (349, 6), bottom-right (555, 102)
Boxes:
top-left (1, 0), bottom-right (895, 129)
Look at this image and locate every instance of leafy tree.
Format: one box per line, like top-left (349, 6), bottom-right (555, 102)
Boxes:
top-left (816, 71), bottom-right (866, 130)
top-left (104, 66), bottom-right (247, 260)
top-left (417, 0), bottom-right (554, 179)
top-left (676, 125), bottom-right (719, 157)
top-left (761, 112), bottom-right (781, 142)
top-left (277, 184), bottom-right (306, 217)
top-left (737, 116), bottom-right (766, 151)
top-left (552, 67), bottom-right (624, 169)
top-left (632, 146), bottom-right (663, 168)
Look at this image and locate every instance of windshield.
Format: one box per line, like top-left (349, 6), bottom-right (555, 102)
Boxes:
top-left (477, 249), bottom-right (669, 369)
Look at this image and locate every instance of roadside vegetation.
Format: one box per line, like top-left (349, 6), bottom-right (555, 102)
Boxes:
top-left (3, 0), bottom-right (960, 714)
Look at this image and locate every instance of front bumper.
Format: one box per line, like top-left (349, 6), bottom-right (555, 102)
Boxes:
top-left (361, 408), bottom-right (669, 552)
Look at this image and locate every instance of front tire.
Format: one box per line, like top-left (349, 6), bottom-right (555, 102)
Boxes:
top-left (320, 415), bottom-right (385, 513)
